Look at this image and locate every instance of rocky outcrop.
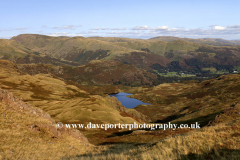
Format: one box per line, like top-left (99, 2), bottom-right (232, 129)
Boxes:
top-left (208, 102), bottom-right (240, 126)
top-left (0, 89), bottom-right (54, 122)
top-left (0, 89), bottom-right (89, 145)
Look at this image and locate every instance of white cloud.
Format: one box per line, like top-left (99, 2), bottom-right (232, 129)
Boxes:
top-left (52, 25), bottom-right (81, 30)
top-left (107, 31), bottom-right (139, 34)
top-left (49, 32), bottom-right (68, 36)
top-left (101, 27), bottom-right (109, 30)
top-left (49, 32), bottom-right (83, 37)
top-left (132, 25), bottom-right (169, 31)
top-left (152, 26), bottom-right (169, 30)
top-left (90, 28), bottom-right (100, 30)
top-left (111, 27), bottom-right (127, 30)
top-left (212, 26), bottom-right (226, 30)
top-left (91, 27), bottom-right (127, 30)
top-left (53, 27), bottom-right (60, 29)
top-left (132, 26), bottom-right (150, 30)
top-left (47, 24), bottom-right (240, 39)
top-left (228, 25), bottom-right (240, 29)
top-left (42, 25), bottom-right (47, 28)
top-left (0, 27), bottom-right (28, 32)
top-left (97, 25), bottom-right (240, 39)
top-left (62, 25), bottom-right (76, 29)
top-left (88, 31), bottom-right (98, 33)
top-left (209, 25), bottom-right (218, 27)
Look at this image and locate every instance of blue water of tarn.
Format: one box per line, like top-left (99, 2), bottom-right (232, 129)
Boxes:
top-left (109, 92), bottom-right (151, 109)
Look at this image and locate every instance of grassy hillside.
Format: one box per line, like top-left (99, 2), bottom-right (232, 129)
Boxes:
top-left (0, 88), bottom-right (91, 160)
top-left (17, 60), bottom-right (158, 86)
top-left (3, 92), bottom-right (239, 160)
top-left (68, 109), bottom-right (240, 159)
top-left (0, 39), bottom-right (30, 61)
top-left (0, 60), bottom-right (150, 144)
top-left (11, 34), bottom-right (140, 63)
top-left (1, 59), bottom-right (239, 159)
top-left (150, 36), bottom-right (240, 46)
top-left (89, 36), bottom-right (202, 56)
top-left (1, 34), bottom-right (240, 159)
top-left (9, 34), bottom-right (205, 62)
top-left (122, 73), bottom-right (240, 128)
top-left (0, 60), bottom-right (145, 123)
top-left (2, 34), bottom-right (238, 75)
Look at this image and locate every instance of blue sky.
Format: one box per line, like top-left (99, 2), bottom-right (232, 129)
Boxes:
top-left (1, 0), bottom-right (240, 39)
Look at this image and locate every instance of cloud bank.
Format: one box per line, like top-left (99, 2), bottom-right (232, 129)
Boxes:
top-left (86, 25), bottom-right (240, 39)
top-left (52, 25), bottom-right (82, 30)
top-left (2, 24), bottom-right (240, 40)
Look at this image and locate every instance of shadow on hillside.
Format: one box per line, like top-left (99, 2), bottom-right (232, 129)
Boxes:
top-left (178, 149), bottom-right (240, 160)
top-left (99, 142), bottom-right (147, 146)
top-left (155, 111), bottom-right (223, 127)
top-left (99, 112), bottom-right (222, 141)
top-left (171, 111), bottom-right (223, 127)
top-left (155, 114), bottom-right (184, 123)
top-left (106, 130), bottom-right (134, 138)
top-left (62, 142), bottom-right (153, 160)
top-left (90, 111), bottom-right (224, 146)
top-left (62, 147), bottom-right (240, 159)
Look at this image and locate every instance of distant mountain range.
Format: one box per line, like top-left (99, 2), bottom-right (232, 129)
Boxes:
top-left (0, 34), bottom-right (239, 85)
top-left (1, 34), bottom-right (240, 159)
top-left (149, 36), bottom-right (240, 46)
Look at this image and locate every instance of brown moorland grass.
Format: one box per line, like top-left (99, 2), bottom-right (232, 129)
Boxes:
top-left (124, 74), bottom-right (240, 125)
top-left (11, 34), bottom-right (140, 60)
top-left (0, 39), bottom-right (29, 61)
top-left (0, 60), bottom-right (151, 145)
top-left (66, 102), bottom-right (240, 159)
top-left (0, 60), bottom-right (140, 125)
top-left (1, 89), bottom-right (239, 160)
top-left (17, 60), bottom-right (157, 86)
top-left (2, 34), bottom-right (240, 73)
top-left (12, 34), bottom-right (240, 64)
top-left (65, 118), bottom-right (240, 160)
top-left (0, 89), bottom-right (92, 160)
top-left (0, 59), bottom-right (240, 159)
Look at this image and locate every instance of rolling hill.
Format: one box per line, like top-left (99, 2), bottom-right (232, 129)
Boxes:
top-left (11, 34), bottom-right (139, 63)
top-left (17, 59), bottom-right (158, 86)
top-left (0, 39), bottom-right (30, 61)
top-left (0, 60), bottom-right (149, 145)
top-left (150, 36), bottom-right (240, 46)
top-left (123, 73), bottom-right (240, 127)
top-left (0, 34), bottom-right (239, 159)
top-left (9, 34), bottom-right (240, 70)
top-left (1, 59), bottom-right (240, 159)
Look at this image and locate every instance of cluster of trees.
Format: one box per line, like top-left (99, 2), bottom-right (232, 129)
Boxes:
top-left (151, 60), bottom-right (235, 75)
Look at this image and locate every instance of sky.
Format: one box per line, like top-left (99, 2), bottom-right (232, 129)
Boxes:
top-left (1, 0), bottom-right (240, 39)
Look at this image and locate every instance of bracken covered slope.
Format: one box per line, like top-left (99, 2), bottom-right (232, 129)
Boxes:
top-left (17, 60), bottom-right (158, 86)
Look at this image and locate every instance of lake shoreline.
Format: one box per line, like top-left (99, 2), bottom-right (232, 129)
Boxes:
top-left (109, 92), bottom-right (151, 109)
